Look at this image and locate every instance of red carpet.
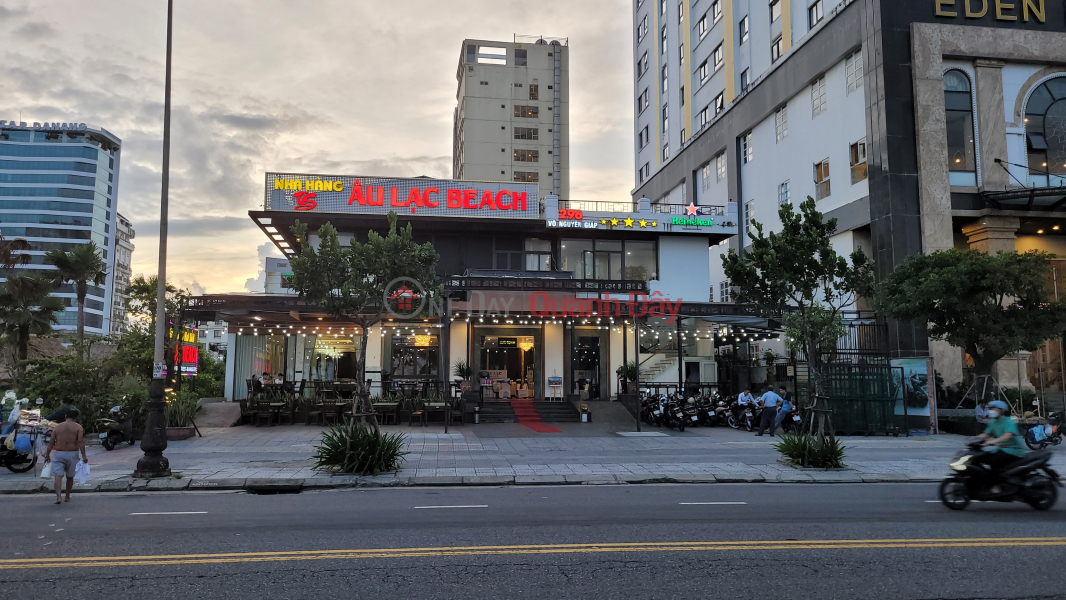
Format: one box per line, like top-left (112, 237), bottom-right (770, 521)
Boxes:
top-left (510, 401), bottom-right (561, 433)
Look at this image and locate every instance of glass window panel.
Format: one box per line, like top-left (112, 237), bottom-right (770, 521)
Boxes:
top-left (560, 239), bottom-right (591, 277)
top-left (594, 252), bottom-right (610, 280)
top-left (943, 70), bottom-right (970, 92)
top-left (595, 239), bottom-right (622, 251)
top-left (609, 253), bottom-right (622, 280)
top-left (1028, 85), bottom-right (1055, 116)
top-left (624, 240), bottom-right (657, 281)
top-left (946, 111), bottom-right (976, 172)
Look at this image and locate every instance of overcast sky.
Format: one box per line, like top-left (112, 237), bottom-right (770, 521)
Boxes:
top-left (0, 0), bottom-right (634, 294)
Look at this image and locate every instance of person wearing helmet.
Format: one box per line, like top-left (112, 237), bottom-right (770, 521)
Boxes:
top-left (973, 400), bottom-right (1027, 491)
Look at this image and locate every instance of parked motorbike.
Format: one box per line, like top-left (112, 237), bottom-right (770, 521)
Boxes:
top-left (662, 396), bottom-right (686, 431)
top-left (96, 405), bottom-right (135, 451)
top-left (779, 408), bottom-right (802, 434)
top-left (681, 398), bottom-right (700, 428)
top-left (727, 402), bottom-right (755, 431)
top-left (938, 439), bottom-right (1060, 510)
top-left (0, 426), bottom-right (39, 473)
top-left (1024, 413), bottom-right (1062, 450)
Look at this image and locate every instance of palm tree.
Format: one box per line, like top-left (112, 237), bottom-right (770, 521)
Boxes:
top-left (0, 233), bottom-right (32, 270)
top-left (0, 273), bottom-right (64, 386)
top-left (44, 241), bottom-right (107, 343)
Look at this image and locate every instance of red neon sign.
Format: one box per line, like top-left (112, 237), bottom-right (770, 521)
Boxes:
top-left (347, 179), bottom-right (527, 214)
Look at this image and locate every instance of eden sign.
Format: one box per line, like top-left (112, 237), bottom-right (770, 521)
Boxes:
top-left (934, 0), bottom-right (1046, 21)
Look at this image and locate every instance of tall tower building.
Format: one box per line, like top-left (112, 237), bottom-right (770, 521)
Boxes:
top-left (453, 37), bottom-right (570, 202)
top-left (111, 212), bottom-right (135, 334)
top-left (0, 121), bottom-right (121, 335)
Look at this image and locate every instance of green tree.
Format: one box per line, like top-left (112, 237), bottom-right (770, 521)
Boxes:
top-left (0, 273), bottom-right (64, 388)
top-left (0, 234), bottom-right (32, 270)
top-left (881, 249), bottom-right (1066, 379)
top-left (289, 212), bottom-right (440, 426)
top-left (123, 275), bottom-right (191, 383)
top-left (44, 241), bottom-right (107, 344)
top-left (722, 197), bottom-right (874, 435)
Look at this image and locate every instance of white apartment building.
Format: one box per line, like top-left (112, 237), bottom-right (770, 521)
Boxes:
top-left (111, 212), bottom-right (135, 334)
top-left (634, 0), bottom-right (1066, 388)
top-left (453, 37), bottom-right (570, 202)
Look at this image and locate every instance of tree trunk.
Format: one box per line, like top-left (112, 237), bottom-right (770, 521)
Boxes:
top-left (76, 280), bottom-right (87, 346)
top-left (355, 317), bottom-right (379, 434)
top-left (805, 337), bottom-right (831, 439)
top-left (15, 323), bottom-right (28, 391)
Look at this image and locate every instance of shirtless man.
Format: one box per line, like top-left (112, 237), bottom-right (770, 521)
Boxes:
top-left (44, 408), bottom-right (87, 504)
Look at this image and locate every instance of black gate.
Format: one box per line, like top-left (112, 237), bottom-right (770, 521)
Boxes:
top-left (820, 363), bottom-right (905, 435)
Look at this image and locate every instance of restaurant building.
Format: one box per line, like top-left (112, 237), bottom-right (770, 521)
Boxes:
top-left (188, 173), bottom-right (786, 403)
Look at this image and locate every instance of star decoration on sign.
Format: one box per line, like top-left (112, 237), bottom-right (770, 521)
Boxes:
top-left (686, 202), bottom-right (699, 216)
top-left (601, 219), bottom-right (608, 225)
top-left (624, 217), bottom-right (635, 227)
top-left (610, 218), bottom-right (619, 226)
top-left (651, 221), bottom-right (658, 227)
top-left (639, 219), bottom-right (648, 228)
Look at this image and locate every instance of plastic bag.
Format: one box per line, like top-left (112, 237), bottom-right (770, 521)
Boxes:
top-left (74, 460), bottom-right (90, 485)
top-left (40, 461), bottom-right (51, 478)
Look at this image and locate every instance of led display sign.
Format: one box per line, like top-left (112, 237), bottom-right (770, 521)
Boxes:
top-left (265, 173), bottom-right (540, 219)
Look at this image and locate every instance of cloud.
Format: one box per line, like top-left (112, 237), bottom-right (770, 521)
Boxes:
top-left (244, 242), bottom-right (279, 293)
top-left (2, 0), bottom-right (636, 294)
top-left (13, 21), bottom-right (55, 40)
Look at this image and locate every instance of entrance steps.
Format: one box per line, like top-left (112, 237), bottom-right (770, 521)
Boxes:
top-left (479, 402), bottom-right (518, 423)
top-left (641, 353), bottom-right (677, 380)
top-left (531, 401), bottom-right (581, 423)
top-left (478, 401), bottom-right (581, 423)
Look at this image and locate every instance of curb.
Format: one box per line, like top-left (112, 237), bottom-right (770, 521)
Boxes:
top-left (0, 472), bottom-right (945, 495)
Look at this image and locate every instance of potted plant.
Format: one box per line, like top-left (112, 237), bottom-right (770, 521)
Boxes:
top-left (616, 361), bottom-right (639, 394)
top-left (453, 359), bottom-right (474, 393)
top-left (164, 390), bottom-right (199, 440)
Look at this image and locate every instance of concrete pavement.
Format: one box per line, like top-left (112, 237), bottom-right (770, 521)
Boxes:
top-left (5, 412), bottom-right (1062, 493)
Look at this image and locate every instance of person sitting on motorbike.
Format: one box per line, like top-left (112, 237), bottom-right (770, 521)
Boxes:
top-left (737, 389), bottom-right (755, 407)
top-left (972, 400), bottom-right (1027, 491)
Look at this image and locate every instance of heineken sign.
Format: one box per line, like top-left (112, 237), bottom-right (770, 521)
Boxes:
top-left (672, 216), bottom-right (715, 227)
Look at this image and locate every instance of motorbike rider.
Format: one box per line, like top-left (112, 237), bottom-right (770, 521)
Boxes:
top-left (972, 400), bottom-right (1027, 491)
top-left (737, 389), bottom-right (756, 407)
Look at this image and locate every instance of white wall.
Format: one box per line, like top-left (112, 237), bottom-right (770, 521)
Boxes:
top-left (652, 235), bottom-right (712, 302)
top-left (740, 53), bottom-right (869, 240)
top-left (449, 320), bottom-right (469, 383)
top-left (543, 323), bottom-right (565, 398)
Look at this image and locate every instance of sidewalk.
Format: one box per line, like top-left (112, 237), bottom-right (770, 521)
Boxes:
top-left (3, 418), bottom-right (1062, 493)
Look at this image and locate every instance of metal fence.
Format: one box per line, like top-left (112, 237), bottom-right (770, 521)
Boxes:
top-left (821, 363), bottom-right (905, 435)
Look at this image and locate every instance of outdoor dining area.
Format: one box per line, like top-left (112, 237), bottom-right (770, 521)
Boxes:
top-left (238, 379), bottom-right (469, 428)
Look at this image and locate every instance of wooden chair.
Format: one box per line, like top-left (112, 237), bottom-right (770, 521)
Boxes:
top-left (408, 406), bottom-right (425, 426)
top-left (254, 401), bottom-right (274, 427)
top-left (238, 397), bottom-right (256, 425)
top-left (304, 396), bottom-right (322, 426)
top-left (320, 398), bottom-right (339, 425)
top-left (449, 398), bottom-right (465, 426)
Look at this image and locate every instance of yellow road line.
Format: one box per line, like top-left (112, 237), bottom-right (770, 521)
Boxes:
top-left (3, 537), bottom-right (1065, 570)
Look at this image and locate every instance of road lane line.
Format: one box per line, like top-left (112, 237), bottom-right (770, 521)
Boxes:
top-left (413, 505), bottom-right (488, 509)
top-left (679, 502), bottom-right (747, 505)
top-left (4, 537), bottom-right (1065, 570)
top-left (129, 512), bottom-right (208, 516)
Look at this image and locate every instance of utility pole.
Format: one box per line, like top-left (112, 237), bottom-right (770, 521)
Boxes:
top-left (134, 0), bottom-right (174, 478)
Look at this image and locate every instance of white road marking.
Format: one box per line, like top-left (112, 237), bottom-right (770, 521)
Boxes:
top-left (679, 502), bottom-right (748, 505)
top-left (413, 505), bottom-right (488, 509)
top-left (129, 511), bottom-right (208, 515)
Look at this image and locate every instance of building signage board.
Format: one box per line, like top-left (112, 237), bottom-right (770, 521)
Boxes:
top-left (265, 173), bottom-right (540, 219)
top-left (0, 121), bottom-right (88, 131)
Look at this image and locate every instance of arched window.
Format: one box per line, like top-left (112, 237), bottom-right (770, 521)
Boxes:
top-left (944, 69), bottom-right (977, 186)
top-left (1024, 76), bottom-right (1066, 187)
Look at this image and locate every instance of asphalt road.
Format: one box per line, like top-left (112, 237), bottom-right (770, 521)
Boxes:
top-left (1, 483), bottom-right (1064, 599)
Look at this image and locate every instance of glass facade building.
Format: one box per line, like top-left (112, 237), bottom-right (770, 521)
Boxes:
top-left (0, 124), bottom-right (121, 334)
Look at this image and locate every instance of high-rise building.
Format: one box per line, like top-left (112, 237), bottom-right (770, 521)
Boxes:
top-left (111, 212), bottom-right (135, 334)
top-left (0, 121), bottom-right (120, 335)
top-left (453, 37), bottom-right (570, 202)
top-left (632, 0), bottom-right (1066, 386)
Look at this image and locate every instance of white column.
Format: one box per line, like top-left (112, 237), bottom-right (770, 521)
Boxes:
top-left (223, 332), bottom-right (237, 400)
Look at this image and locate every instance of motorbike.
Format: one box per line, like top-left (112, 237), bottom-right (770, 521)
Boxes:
top-left (96, 405), bottom-right (136, 451)
top-left (779, 407), bottom-right (802, 434)
top-left (662, 396), bottom-right (687, 431)
top-left (727, 401), bottom-right (755, 431)
top-left (0, 425), bottom-right (40, 473)
top-left (938, 439), bottom-right (1061, 510)
top-left (681, 398), bottom-right (700, 428)
top-left (1024, 412), bottom-right (1062, 450)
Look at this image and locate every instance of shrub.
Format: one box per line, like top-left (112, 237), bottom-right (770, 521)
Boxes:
top-left (774, 433), bottom-right (846, 469)
top-left (164, 389), bottom-right (199, 427)
top-left (312, 423), bottom-right (407, 475)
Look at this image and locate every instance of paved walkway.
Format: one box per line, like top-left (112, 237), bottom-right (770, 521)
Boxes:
top-left (3, 419), bottom-right (1063, 492)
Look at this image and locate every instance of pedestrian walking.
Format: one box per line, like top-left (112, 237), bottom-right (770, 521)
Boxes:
top-left (43, 408), bottom-right (88, 504)
top-left (756, 385), bottom-right (782, 437)
top-left (771, 386), bottom-right (793, 435)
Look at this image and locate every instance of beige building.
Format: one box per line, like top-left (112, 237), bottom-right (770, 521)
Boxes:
top-left (453, 37), bottom-right (570, 202)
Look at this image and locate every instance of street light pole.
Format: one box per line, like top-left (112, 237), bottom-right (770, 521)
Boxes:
top-left (134, 0), bottom-right (174, 478)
